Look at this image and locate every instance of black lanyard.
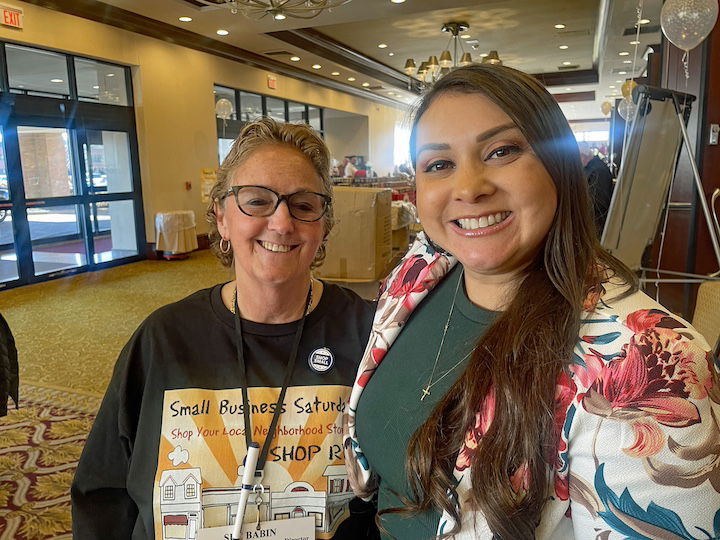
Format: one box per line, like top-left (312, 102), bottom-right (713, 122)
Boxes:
top-left (233, 286), bottom-right (312, 480)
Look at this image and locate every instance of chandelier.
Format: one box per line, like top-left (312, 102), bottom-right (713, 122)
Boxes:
top-left (195, 0), bottom-right (353, 20)
top-left (403, 22), bottom-right (502, 84)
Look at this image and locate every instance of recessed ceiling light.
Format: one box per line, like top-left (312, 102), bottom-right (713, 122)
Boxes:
top-left (630, 40), bottom-right (640, 45)
top-left (378, 43), bottom-right (387, 48)
top-left (639, 18), bottom-right (650, 24)
top-left (554, 23), bottom-right (566, 29)
top-left (461, 34), bottom-right (471, 39)
top-left (619, 51), bottom-right (630, 56)
top-left (179, 16), bottom-right (192, 22)
top-left (331, 71), bottom-right (340, 76)
top-left (559, 45), bottom-right (569, 50)
top-left (274, 12), bottom-right (286, 20)
top-left (216, 29), bottom-right (229, 36)
top-left (616, 80), bottom-right (622, 83)
top-left (388, 52), bottom-right (394, 56)
top-left (479, 53), bottom-right (488, 57)
top-left (347, 76), bottom-right (356, 81)
top-left (623, 59), bottom-right (632, 64)
top-left (312, 64), bottom-right (322, 69)
top-left (362, 82), bottom-right (370, 87)
top-left (390, 0), bottom-right (406, 3)
top-left (290, 56), bottom-right (301, 61)
top-left (609, 85), bottom-right (616, 89)
top-left (107, 73), bottom-right (115, 77)
top-left (92, 85), bottom-right (99, 89)
top-left (562, 61), bottom-right (572, 65)
top-left (618, 71), bottom-right (627, 75)
top-left (566, 87), bottom-right (572, 91)
top-left (50, 78), bottom-right (63, 83)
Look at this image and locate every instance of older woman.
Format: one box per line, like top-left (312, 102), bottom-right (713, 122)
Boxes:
top-left (72, 118), bottom-right (376, 539)
top-left (344, 64), bottom-right (720, 539)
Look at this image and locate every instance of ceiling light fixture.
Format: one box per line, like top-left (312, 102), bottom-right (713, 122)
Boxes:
top-left (347, 76), bottom-right (356, 81)
top-left (562, 61), bottom-right (572, 65)
top-left (312, 64), bottom-right (322, 69)
top-left (50, 78), bottom-right (63, 83)
top-left (389, 52), bottom-right (394, 56)
top-left (107, 73), bottom-right (115, 77)
top-left (404, 21), bottom-right (475, 85)
top-left (554, 23), bottom-right (566, 29)
top-left (362, 82), bottom-right (370, 87)
top-left (559, 45), bottom-right (569, 49)
top-left (331, 71), bottom-right (340, 75)
top-left (216, 29), bottom-right (229, 35)
top-left (481, 50), bottom-right (502, 65)
top-left (639, 18), bottom-right (650, 24)
top-left (290, 56), bottom-right (301, 61)
top-left (630, 40), bottom-right (640, 45)
top-left (619, 51), bottom-right (630, 56)
top-left (618, 71), bottom-right (627, 75)
top-left (623, 60), bottom-right (632, 64)
top-left (179, 16), bottom-right (192, 22)
top-left (195, 0), bottom-right (353, 20)
top-left (390, 0), bottom-right (405, 3)
top-left (378, 43), bottom-right (387, 48)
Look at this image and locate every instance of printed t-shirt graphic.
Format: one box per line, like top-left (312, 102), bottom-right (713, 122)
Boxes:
top-left (153, 386), bottom-right (352, 539)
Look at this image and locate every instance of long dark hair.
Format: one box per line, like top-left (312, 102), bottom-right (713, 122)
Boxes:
top-left (391, 64), bottom-right (637, 538)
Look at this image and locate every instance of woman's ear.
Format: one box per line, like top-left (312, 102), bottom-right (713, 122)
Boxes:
top-left (215, 199), bottom-right (228, 238)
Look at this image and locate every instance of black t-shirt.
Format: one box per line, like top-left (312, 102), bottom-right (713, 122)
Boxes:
top-left (72, 282), bottom-right (374, 540)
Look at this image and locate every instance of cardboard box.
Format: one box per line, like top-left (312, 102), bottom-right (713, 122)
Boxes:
top-left (392, 225), bottom-right (409, 253)
top-left (318, 186), bottom-right (392, 280)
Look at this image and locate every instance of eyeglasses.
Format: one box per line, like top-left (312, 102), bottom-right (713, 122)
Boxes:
top-left (222, 185), bottom-right (331, 222)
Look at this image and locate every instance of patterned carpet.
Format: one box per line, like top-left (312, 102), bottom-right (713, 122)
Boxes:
top-left (0, 250), bottom-right (230, 538)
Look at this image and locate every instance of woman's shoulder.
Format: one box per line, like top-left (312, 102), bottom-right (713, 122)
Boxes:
top-left (141, 284), bottom-right (224, 333)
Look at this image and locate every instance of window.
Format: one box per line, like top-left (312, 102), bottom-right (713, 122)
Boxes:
top-left (309, 511), bottom-right (323, 527)
top-left (214, 86), bottom-right (237, 120)
top-left (75, 58), bottom-right (128, 105)
top-left (6, 44), bottom-right (69, 97)
top-left (239, 91), bottom-right (262, 121)
top-left (265, 97), bottom-right (286, 123)
top-left (185, 482), bottom-right (196, 499)
top-left (288, 101), bottom-right (307, 124)
top-left (164, 485), bottom-right (175, 500)
top-left (394, 123), bottom-right (411, 166)
top-left (329, 478), bottom-right (344, 494)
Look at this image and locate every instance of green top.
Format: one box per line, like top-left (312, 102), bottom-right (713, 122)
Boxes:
top-left (356, 265), bottom-right (498, 539)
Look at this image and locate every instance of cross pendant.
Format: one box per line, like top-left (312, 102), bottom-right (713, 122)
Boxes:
top-left (420, 387), bottom-right (431, 401)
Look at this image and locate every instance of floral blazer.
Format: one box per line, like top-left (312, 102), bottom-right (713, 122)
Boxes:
top-left (343, 232), bottom-right (720, 539)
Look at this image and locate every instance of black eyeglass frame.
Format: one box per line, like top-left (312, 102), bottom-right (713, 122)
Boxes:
top-left (222, 185), bottom-right (332, 222)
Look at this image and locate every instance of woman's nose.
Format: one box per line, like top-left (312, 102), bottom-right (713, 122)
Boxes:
top-left (266, 200), bottom-right (295, 233)
top-left (451, 163), bottom-right (496, 202)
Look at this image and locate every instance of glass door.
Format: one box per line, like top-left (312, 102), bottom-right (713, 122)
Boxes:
top-left (0, 128), bottom-right (19, 285)
top-left (17, 125), bottom-right (89, 277)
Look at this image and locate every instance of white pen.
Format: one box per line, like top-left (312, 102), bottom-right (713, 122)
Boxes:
top-left (232, 442), bottom-right (260, 540)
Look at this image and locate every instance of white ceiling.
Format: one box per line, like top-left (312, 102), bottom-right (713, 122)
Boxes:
top-left (98, 0), bottom-right (663, 121)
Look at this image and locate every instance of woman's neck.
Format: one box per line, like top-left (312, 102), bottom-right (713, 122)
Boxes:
top-left (462, 267), bottom-right (524, 312)
top-left (223, 275), bottom-right (320, 324)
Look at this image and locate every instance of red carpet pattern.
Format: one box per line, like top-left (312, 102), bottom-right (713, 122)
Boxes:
top-left (0, 385), bottom-right (101, 539)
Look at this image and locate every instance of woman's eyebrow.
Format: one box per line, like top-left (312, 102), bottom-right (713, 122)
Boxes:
top-left (475, 123), bottom-right (517, 143)
top-left (416, 123), bottom-right (519, 156)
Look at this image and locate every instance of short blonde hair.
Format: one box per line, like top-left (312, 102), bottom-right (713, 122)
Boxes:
top-left (206, 117), bottom-right (334, 268)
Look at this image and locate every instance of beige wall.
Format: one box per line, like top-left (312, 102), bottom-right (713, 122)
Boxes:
top-left (1, 3), bottom-right (407, 240)
top-left (324, 115), bottom-right (369, 165)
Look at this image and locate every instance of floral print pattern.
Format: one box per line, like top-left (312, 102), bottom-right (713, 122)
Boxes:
top-left (343, 232), bottom-right (720, 538)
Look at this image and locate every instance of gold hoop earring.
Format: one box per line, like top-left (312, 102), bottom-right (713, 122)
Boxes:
top-left (219, 238), bottom-right (231, 254)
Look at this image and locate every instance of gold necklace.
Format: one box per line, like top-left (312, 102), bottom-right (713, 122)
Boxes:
top-left (421, 268), bottom-right (464, 401)
top-left (230, 280), bottom-right (314, 316)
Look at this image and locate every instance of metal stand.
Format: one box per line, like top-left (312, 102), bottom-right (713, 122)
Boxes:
top-left (641, 92), bottom-right (720, 286)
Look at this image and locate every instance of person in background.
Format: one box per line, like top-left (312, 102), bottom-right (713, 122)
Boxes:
top-left (73, 118), bottom-right (377, 539)
top-left (579, 141), bottom-right (614, 236)
top-left (0, 311), bottom-right (18, 417)
top-left (344, 64), bottom-right (719, 539)
top-left (344, 155), bottom-right (358, 178)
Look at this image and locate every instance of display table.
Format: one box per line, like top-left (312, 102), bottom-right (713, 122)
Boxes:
top-left (155, 211), bottom-right (198, 259)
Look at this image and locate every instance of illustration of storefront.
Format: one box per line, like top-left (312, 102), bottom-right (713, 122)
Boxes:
top-left (158, 468), bottom-right (202, 540)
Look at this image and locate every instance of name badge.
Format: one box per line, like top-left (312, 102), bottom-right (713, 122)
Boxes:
top-left (197, 516), bottom-right (315, 540)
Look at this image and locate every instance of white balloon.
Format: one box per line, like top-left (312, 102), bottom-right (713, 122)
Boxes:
top-left (215, 98), bottom-right (235, 120)
top-left (661, 0), bottom-right (719, 51)
top-left (618, 99), bottom-right (637, 122)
